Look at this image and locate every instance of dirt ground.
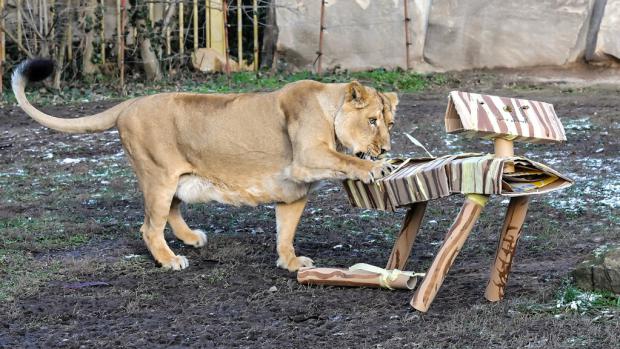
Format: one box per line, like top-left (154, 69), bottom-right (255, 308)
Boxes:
top-left (0, 79), bottom-right (619, 348)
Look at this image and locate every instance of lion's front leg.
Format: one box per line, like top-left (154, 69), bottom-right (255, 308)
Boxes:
top-left (275, 196), bottom-right (314, 272)
top-left (292, 148), bottom-right (391, 183)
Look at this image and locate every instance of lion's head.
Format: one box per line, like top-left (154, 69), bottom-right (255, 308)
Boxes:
top-left (334, 81), bottom-right (398, 158)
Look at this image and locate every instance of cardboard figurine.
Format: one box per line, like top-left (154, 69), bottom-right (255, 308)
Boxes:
top-left (298, 91), bottom-right (574, 312)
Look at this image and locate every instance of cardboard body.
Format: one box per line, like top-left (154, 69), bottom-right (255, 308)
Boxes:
top-left (343, 153), bottom-right (573, 211)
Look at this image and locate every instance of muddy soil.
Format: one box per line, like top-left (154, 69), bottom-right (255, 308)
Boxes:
top-left (0, 85), bottom-right (618, 348)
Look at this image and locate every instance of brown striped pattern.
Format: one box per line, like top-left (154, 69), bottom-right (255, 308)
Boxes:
top-left (344, 154), bottom-right (573, 211)
top-left (410, 198), bottom-right (485, 312)
top-left (485, 196), bottom-right (530, 302)
top-left (385, 202), bottom-right (427, 270)
top-left (297, 267), bottom-right (417, 290)
top-left (445, 91), bottom-right (566, 143)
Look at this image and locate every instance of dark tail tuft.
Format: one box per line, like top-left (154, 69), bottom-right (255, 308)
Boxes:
top-left (14, 59), bottom-right (55, 83)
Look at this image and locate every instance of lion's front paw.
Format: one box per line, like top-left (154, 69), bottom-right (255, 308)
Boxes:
top-left (363, 159), bottom-right (394, 183)
top-left (160, 255), bottom-right (189, 270)
top-left (276, 255), bottom-right (314, 272)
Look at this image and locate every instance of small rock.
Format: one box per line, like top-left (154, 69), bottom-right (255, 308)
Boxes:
top-left (573, 244), bottom-right (620, 294)
top-left (268, 286), bottom-right (278, 293)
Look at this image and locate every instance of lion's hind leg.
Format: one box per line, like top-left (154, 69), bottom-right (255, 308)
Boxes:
top-left (140, 179), bottom-right (189, 270)
top-left (168, 197), bottom-right (207, 248)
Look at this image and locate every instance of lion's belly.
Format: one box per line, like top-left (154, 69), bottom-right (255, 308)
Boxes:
top-left (175, 174), bottom-right (310, 206)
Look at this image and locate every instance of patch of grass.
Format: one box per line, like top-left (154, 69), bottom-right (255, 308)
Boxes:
top-left (0, 215), bottom-right (92, 251)
top-left (555, 283), bottom-right (620, 312)
top-left (3, 69), bottom-right (443, 106)
top-left (0, 250), bottom-right (62, 302)
top-left (0, 213), bottom-right (99, 302)
top-left (196, 69), bottom-right (434, 94)
top-left (519, 280), bottom-right (620, 315)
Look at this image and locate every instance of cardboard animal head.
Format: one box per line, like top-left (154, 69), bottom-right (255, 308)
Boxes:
top-left (445, 91), bottom-right (566, 143)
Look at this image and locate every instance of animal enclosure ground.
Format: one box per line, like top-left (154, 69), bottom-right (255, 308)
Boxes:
top-left (0, 81), bottom-right (619, 348)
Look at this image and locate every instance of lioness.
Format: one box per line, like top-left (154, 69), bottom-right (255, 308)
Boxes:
top-left (12, 59), bottom-right (398, 271)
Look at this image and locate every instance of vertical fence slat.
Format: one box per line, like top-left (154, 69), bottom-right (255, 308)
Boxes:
top-left (0, 0), bottom-right (4, 95)
top-left (193, 0), bottom-right (198, 51)
top-left (205, 0), bottom-right (211, 48)
top-left (403, 0), bottom-right (411, 70)
top-left (317, 0), bottom-right (326, 75)
top-left (149, 1), bottom-right (154, 23)
top-left (223, 0), bottom-right (230, 77)
top-left (179, 0), bottom-right (184, 56)
top-left (117, 0), bottom-right (125, 92)
top-left (252, 0), bottom-right (258, 71)
top-left (50, 0), bottom-right (55, 56)
top-left (43, 0), bottom-right (48, 36)
top-left (237, 0), bottom-right (242, 65)
top-left (100, 0), bottom-right (105, 64)
top-left (17, 0), bottom-right (22, 46)
top-left (67, 0), bottom-right (72, 60)
top-left (166, 0), bottom-right (171, 57)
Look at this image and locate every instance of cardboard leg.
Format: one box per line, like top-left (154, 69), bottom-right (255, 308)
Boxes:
top-left (410, 194), bottom-right (488, 312)
top-left (484, 196), bottom-right (529, 302)
top-left (385, 202), bottom-right (428, 270)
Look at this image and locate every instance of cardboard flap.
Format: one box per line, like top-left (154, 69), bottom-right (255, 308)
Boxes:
top-left (446, 91), bottom-right (566, 143)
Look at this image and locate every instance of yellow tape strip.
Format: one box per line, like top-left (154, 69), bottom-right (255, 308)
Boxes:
top-left (466, 193), bottom-right (489, 207)
top-left (349, 263), bottom-right (425, 290)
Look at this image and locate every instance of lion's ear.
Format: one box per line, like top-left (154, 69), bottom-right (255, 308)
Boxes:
top-left (346, 81), bottom-right (369, 108)
top-left (384, 92), bottom-right (399, 111)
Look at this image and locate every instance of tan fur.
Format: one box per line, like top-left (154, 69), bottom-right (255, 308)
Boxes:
top-left (13, 78), bottom-right (398, 271)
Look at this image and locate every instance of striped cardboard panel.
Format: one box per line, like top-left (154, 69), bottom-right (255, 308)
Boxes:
top-left (344, 154), bottom-right (573, 211)
top-left (445, 91), bottom-right (566, 143)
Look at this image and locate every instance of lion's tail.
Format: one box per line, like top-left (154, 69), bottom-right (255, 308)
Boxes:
top-left (12, 59), bottom-right (133, 133)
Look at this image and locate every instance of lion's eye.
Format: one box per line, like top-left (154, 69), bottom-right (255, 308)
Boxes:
top-left (369, 118), bottom-right (377, 126)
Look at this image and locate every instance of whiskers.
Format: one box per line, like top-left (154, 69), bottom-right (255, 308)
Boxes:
top-left (356, 151), bottom-right (375, 160)
top-left (355, 150), bottom-right (391, 161)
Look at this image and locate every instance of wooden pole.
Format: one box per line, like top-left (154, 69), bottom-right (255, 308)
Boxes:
top-left (149, 1), bottom-right (154, 23)
top-left (403, 0), bottom-right (411, 70)
top-left (50, 0), bottom-right (55, 57)
top-left (16, 0), bottom-right (22, 47)
top-left (410, 194), bottom-right (488, 312)
top-left (386, 202), bottom-right (428, 270)
top-left (223, 0), bottom-right (230, 77)
top-left (485, 196), bottom-right (529, 302)
top-left (237, 0), bottom-right (242, 66)
top-left (42, 0), bottom-right (47, 35)
top-left (205, 0), bottom-right (210, 47)
top-left (34, 0), bottom-right (40, 52)
top-left (66, 0), bottom-right (72, 60)
top-left (0, 0), bottom-right (4, 96)
top-left (116, 0), bottom-right (125, 93)
top-left (100, 0), bottom-right (105, 64)
top-left (252, 0), bottom-right (258, 71)
top-left (494, 138), bottom-right (515, 173)
top-left (166, 0), bottom-right (171, 56)
top-left (317, 0), bottom-right (326, 75)
top-left (179, 0), bottom-right (184, 55)
top-left (193, 0), bottom-right (198, 51)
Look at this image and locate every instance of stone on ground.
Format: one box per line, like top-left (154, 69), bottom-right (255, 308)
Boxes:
top-left (573, 244), bottom-right (620, 294)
